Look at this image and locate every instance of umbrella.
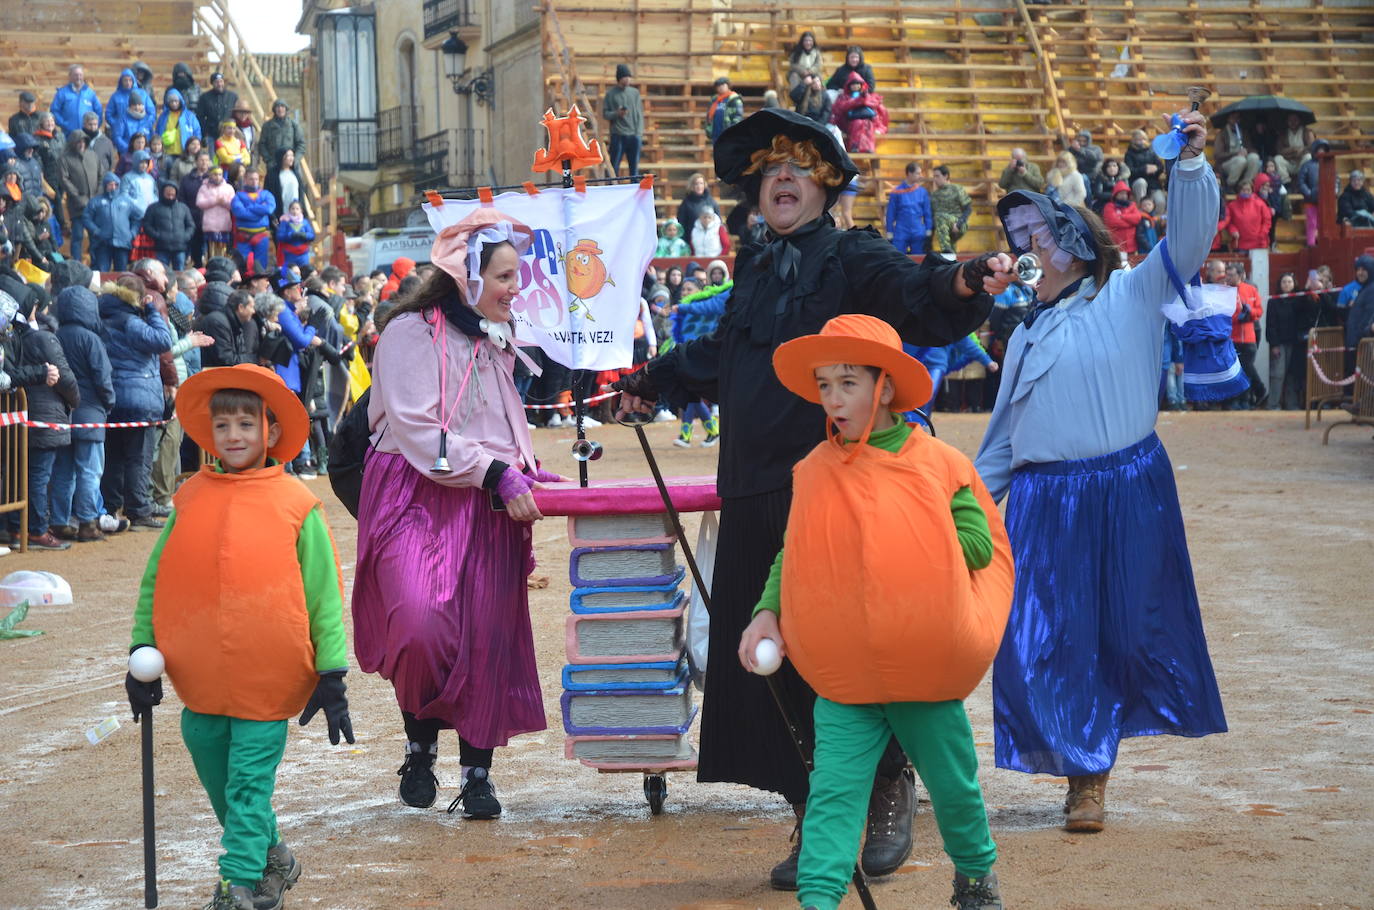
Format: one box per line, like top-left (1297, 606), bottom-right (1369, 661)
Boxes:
top-left (1209, 95), bottom-right (1315, 128)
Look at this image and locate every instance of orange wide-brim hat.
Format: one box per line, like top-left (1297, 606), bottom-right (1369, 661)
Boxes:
top-left (773, 314), bottom-right (933, 412)
top-left (177, 364), bottom-right (310, 463)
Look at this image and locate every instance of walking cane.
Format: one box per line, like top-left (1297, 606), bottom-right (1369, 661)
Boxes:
top-left (618, 409), bottom-right (880, 910)
top-left (139, 706), bottom-right (158, 908)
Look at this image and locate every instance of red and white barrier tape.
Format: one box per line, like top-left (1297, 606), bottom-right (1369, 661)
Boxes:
top-left (1307, 354), bottom-right (1360, 387)
top-left (0, 411), bottom-right (168, 430)
top-left (523, 390), bottom-right (619, 411)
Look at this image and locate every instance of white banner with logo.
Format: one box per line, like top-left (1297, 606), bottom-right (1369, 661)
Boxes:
top-left (422, 183), bottom-right (656, 371)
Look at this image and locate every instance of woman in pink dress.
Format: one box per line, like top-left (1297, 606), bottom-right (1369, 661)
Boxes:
top-left (352, 209), bottom-right (562, 818)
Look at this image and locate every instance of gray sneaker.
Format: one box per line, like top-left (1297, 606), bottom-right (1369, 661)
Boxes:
top-left (253, 841), bottom-right (301, 910)
top-left (950, 870), bottom-right (1003, 910)
top-left (203, 879), bottom-right (254, 910)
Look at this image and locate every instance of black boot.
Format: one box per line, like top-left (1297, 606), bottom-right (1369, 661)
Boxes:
top-left (861, 766), bottom-right (915, 877)
top-left (951, 869), bottom-right (1003, 909)
top-left (769, 803), bottom-right (805, 891)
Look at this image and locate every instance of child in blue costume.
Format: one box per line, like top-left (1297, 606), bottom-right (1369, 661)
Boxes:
top-left (904, 334), bottom-right (997, 419)
top-left (974, 107), bottom-right (1226, 832)
top-left (669, 280), bottom-right (730, 447)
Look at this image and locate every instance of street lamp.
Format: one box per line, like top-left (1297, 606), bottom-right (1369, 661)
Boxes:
top-left (441, 31), bottom-right (494, 108)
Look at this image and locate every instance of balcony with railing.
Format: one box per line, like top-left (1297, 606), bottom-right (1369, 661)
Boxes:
top-left (414, 128), bottom-right (487, 191)
top-left (377, 105), bottom-right (422, 166)
top-left (423, 0), bottom-right (477, 42)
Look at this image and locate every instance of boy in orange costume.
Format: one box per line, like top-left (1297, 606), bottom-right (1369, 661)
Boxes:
top-left (740, 314), bottom-right (1014, 910)
top-left (125, 364), bottom-right (353, 910)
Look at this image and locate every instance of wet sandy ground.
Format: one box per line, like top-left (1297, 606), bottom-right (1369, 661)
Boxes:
top-left (1, 411), bottom-right (1371, 909)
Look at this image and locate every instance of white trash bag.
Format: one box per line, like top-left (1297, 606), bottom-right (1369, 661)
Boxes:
top-left (0, 570), bottom-right (73, 607)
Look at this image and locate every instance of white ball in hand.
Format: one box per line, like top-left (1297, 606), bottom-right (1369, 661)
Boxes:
top-left (128, 647), bottom-right (166, 682)
top-left (753, 638), bottom-right (782, 676)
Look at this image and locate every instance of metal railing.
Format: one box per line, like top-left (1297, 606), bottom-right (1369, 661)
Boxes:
top-left (414, 128), bottom-right (486, 191)
top-left (378, 105), bottom-right (422, 165)
top-left (423, 0), bottom-right (477, 41)
top-left (331, 119), bottom-right (378, 170)
top-left (0, 390), bottom-right (29, 553)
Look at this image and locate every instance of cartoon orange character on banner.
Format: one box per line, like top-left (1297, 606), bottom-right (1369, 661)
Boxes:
top-left (563, 239), bottom-right (615, 321)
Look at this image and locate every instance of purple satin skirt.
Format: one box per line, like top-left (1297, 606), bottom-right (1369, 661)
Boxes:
top-left (352, 450), bottom-right (547, 748)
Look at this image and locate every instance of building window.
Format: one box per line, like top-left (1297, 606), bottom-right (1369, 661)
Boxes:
top-left (319, 12), bottom-right (378, 169)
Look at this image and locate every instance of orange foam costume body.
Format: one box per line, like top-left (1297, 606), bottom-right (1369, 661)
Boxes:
top-left (780, 428), bottom-right (1014, 705)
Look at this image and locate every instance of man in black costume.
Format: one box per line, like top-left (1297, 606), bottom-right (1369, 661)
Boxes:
top-left (615, 109), bottom-right (1012, 889)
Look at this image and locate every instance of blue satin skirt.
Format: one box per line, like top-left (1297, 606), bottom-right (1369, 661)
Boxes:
top-left (993, 433), bottom-right (1227, 776)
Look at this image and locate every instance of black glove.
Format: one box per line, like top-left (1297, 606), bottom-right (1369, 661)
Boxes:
top-left (125, 673), bottom-right (163, 721)
top-left (610, 367), bottom-right (658, 402)
top-left (298, 669), bottom-right (354, 745)
top-left (961, 252), bottom-right (999, 296)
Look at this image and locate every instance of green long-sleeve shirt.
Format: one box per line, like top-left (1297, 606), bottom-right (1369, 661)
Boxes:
top-left (754, 414), bottom-right (993, 617)
top-left (130, 499), bottom-right (349, 673)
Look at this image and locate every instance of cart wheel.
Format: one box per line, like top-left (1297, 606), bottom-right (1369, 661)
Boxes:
top-left (643, 774), bottom-right (667, 815)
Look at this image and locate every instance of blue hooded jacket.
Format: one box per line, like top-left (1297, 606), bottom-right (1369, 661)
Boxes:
top-left (105, 69), bottom-right (156, 134)
top-left (119, 151), bottom-right (157, 217)
top-left (112, 89), bottom-right (157, 154)
top-left (97, 280), bottom-right (172, 421)
top-left (81, 173), bottom-right (124, 245)
top-left (154, 88), bottom-right (202, 154)
top-left (111, 171), bottom-right (148, 249)
top-left (906, 334), bottom-right (993, 374)
top-left (56, 286), bottom-right (116, 442)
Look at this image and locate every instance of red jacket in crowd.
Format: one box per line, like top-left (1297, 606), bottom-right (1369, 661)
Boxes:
top-left (1225, 176), bottom-right (1273, 251)
top-left (1101, 181), bottom-right (1143, 253)
top-left (1231, 281), bottom-right (1263, 344)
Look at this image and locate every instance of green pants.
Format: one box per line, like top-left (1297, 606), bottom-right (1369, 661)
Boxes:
top-left (181, 709), bottom-right (287, 887)
top-left (798, 698), bottom-right (997, 910)
top-left (933, 213), bottom-right (963, 252)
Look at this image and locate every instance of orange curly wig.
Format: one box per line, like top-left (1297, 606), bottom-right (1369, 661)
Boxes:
top-left (742, 135), bottom-right (845, 188)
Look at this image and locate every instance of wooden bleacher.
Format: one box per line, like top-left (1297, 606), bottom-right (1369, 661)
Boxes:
top-left (0, 0), bottom-right (212, 118)
top-left (542, 0), bottom-right (1374, 256)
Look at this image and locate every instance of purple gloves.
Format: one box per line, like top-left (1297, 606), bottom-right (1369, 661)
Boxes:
top-left (496, 467), bottom-right (535, 505)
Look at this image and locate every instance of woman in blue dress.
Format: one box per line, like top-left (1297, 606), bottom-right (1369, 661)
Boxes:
top-left (974, 107), bottom-right (1227, 832)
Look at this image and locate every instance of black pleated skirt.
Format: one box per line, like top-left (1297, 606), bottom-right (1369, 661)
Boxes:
top-left (697, 488), bottom-right (817, 804)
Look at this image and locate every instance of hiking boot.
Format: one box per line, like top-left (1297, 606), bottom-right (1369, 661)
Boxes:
top-left (76, 521), bottom-right (107, 543)
top-left (769, 803), bottom-right (805, 891)
top-left (950, 870), bottom-right (1003, 909)
top-left (673, 425), bottom-right (693, 448)
top-left (129, 514), bottom-right (166, 530)
top-left (397, 742), bottom-right (439, 808)
top-left (862, 766), bottom-right (916, 877)
top-left (447, 766), bottom-right (501, 819)
top-left (1064, 772), bottom-right (1109, 832)
top-left (203, 879), bottom-right (254, 910)
top-left (28, 531), bottom-right (72, 551)
top-left (51, 525), bottom-right (79, 541)
top-left (149, 502), bottom-right (172, 518)
top-left (253, 841), bottom-right (301, 910)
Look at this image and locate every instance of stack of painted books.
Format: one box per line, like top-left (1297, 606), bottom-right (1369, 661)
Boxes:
top-left (560, 510), bottom-right (698, 771)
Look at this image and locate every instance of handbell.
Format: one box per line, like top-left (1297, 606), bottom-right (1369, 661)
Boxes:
top-left (1014, 252), bottom-right (1043, 286)
top-left (571, 438), bottom-right (603, 462)
top-left (430, 431), bottom-right (453, 475)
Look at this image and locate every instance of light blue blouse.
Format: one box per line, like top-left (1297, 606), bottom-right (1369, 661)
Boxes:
top-left (974, 154), bottom-right (1219, 502)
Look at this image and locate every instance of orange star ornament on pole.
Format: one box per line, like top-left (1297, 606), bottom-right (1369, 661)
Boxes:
top-left (532, 106), bottom-right (604, 175)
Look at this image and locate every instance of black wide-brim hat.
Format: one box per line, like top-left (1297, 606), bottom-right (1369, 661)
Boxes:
top-left (714, 108), bottom-right (858, 206)
top-left (995, 190), bottom-right (1099, 263)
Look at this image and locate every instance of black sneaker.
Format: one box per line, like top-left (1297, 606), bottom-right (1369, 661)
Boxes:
top-left (129, 514), bottom-right (166, 530)
top-left (447, 766), bottom-right (501, 819)
top-left (397, 743), bottom-right (439, 808)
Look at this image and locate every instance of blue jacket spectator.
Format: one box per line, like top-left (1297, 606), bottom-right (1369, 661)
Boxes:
top-left (274, 296), bottom-right (316, 393)
top-left (51, 70), bottom-right (102, 135)
top-left (231, 183), bottom-right (275, 230)
top-left (155, 89), bottom-right (202, 156)
top-left (112, 91), bottom-right (157, 154)
top-left (105, 69), bottom-right (144, 132)
top-left (119, 151), bottom-right (157, 216)
top-left (98, 279), bottom-right (172, 421)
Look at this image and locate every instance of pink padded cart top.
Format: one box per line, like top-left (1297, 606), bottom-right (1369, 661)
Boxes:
top-left (533, 476), bottom-right (721, 516)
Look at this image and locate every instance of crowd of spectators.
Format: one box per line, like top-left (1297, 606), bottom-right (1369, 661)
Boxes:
top-left (0, 60), bottom-right (389, 556)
